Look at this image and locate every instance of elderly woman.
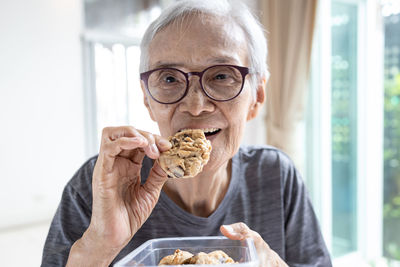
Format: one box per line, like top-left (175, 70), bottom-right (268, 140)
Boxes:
top-left (42, 0), bottom-right (331, 266)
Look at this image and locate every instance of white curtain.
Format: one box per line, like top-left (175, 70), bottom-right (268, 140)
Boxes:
top-left (260, 0), bottom-right (318, 164)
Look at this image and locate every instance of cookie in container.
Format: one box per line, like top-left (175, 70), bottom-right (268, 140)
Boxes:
top-left (114, 236), bottom-right (259, 267)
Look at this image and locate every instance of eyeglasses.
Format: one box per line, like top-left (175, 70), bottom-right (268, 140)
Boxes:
top-left (140, 64), bottom-right (250, 104)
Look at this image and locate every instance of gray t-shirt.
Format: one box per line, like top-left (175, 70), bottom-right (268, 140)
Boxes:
top-left (41, 145), bottom-right (332, 266)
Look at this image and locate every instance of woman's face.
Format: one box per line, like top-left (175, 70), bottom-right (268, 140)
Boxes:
top-left (143, 14), bottom-right (263, 171)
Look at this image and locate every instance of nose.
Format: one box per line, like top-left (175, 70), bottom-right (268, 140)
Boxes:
top-left (178, 76), bottom-right (215, 116)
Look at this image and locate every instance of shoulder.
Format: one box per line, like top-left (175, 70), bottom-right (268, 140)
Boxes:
top-left (237, 145), bottom-right (303, 189)
top-left (70, 155), bottom-right (98, 183)
top-left (238, 145), bottom-right (295, 170)
top-left (62, 155), bottom-right (98, 207)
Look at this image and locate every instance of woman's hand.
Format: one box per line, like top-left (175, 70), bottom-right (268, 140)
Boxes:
top-left (67, 126), bottom-right (171, 267)
top-left (220, 223), bottom-right (288, 267)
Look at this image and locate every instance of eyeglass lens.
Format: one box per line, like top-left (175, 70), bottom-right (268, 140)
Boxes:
top-left (147, 65), bottom-right (243, 103)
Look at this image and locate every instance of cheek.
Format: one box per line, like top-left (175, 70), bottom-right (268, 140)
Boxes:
top-left (227, 113), bottom-right (248, 144)
top-left (231, 98), bottom-right (254, 134)
top-left (222, 101), bottom-right (252, 151)
top-left (149, 99), bottom-right (172, 118)
top-left (148, 103), bottom-right (174, 135)
top-left (228, 99), bottom-right (253, 132)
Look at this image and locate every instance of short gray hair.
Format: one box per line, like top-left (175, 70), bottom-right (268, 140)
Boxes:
top-left (139, 0), bottom-right (269, 93)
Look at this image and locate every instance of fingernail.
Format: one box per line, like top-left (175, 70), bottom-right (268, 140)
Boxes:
top-left (159, 139), bottom-right (171, 148)
top-left (150, 143), bottom-right (159, 156)
top-left (223, 225), bottom-right (234, 233)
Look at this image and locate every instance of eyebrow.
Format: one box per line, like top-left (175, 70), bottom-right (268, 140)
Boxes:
top-left (151, 56), bottom-right (241, 70)
top-left (210, 56), bottom-right (240, 64)
top-left (151, 62), bottom-right (186, 69)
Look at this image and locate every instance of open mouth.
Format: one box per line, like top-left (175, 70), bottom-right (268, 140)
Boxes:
top-left (203, 128), bottom-right (221, 137)
top-left (179, 128), bottom-right (221, 137)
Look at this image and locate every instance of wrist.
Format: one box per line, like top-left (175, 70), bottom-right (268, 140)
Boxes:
top-left (66, 230), bottom-right (123, 267)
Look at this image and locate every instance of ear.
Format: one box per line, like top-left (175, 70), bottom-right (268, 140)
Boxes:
top-left (246, 76), bottom-right (266, 121)
top-left (140, 81), bottom-right (156, 122)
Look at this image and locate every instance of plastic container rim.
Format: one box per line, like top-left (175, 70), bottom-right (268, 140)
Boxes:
top-left (114, 236), bottom-right (259, 266)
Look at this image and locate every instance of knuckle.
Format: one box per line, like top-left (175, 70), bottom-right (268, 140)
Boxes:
top-left (152, 162), bottom-right (167, 178)
top-left (153, 134), bottom-right (162, 140)
top-left (141, 131), bottom-right (155, 143)
top-left (236, 222), bottom-right (252, 237)
top-left (238, 222), bottom-right (248, 231)
top-left (102, 126), bottom-right (119, 141)
top-left (126, 125), bottom-right (137, 134)
top-left (102, 127), bottom-right (110, 136)
top-left (100, 141), bottom-right (112, 153)
top-left (128, 125), bottom-right (136, 131)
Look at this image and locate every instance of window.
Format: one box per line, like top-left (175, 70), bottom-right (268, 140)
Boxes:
top-left (307, 0), bottom-right (361, 258)
top-left (383, 5), bottom-right (400, 262)
top-left (306, 0), bottom-right (390, 265)
top-left (331, 1), bottom-right (358, 257)
top-left (82, 0), bottom-right (175, 155)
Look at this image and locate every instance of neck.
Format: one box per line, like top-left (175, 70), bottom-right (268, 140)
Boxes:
top-left (162, 160), bottom-right (232, 217)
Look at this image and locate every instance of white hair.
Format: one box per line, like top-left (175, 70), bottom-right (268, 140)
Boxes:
top-left (139, 0), bottom-right (269, 94)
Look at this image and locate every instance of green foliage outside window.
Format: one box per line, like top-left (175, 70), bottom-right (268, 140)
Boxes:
top-left (384, 73), bottom-right (400, 261)
top-left (331, 2), bottom-right (358, 257)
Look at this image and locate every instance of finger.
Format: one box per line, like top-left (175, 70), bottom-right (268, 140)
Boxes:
top-left (142, 161), bottom-right (168, 196)
top-left (100, 136), bottom-right (148, 172)
top-left (137, 130), bottom-right (160, 159)
top-left (99, 126), bottom-right (148, 172)
top-left (102, 126), bottom-right (140, 142)
top-left (221, 223), bottom-right (285, 267)
top-left (103, 136), bottom-right (147, 157)
top-left (114, 137), bottom-right (148, 166)
top-left (220, 222), bottom-right (252, 240)
top-left (101, 126), bottom-right (148, 156)
top-left (154, 135), bottom-right (172, 152)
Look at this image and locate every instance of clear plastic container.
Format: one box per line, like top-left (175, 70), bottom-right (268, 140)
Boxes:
top-left (114, 236), bottom-right (259, 267)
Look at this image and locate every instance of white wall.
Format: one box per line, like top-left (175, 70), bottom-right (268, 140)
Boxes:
top-left (240, 0), bottom-right (268, 146)
top-left (0, 0), bottom-right (85, 228)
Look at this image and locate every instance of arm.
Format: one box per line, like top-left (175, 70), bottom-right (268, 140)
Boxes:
top-left (283, 164), bottom-right (332, 267)
top-left (66, 126), bottom-right (171, 266)
top-left (42, 126), bottom-right (171, 267)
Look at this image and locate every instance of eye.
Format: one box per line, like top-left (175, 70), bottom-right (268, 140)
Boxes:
top-left (164, 76), bottom-right (177, 83)
top-left (159, 72), bottom-right (182, 84)
top-left (215, 73), bottom-right (228, 80)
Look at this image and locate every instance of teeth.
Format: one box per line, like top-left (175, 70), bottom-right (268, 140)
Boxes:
top-left (203, 128), bottom-right (219, 133)
top-left (180, 128), bottom-right (220, 133)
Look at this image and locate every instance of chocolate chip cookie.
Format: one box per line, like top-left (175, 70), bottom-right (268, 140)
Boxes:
top-left (158, 249), bottom-right (236, 265)
top-left (158, 129), bottom-right (212, 179)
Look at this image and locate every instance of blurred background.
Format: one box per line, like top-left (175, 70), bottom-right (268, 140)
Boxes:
top-left (0, 0), bottom-right (399, 266)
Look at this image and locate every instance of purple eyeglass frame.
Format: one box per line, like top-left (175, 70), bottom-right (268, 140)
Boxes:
top-left (139, 64), bottom-right (250, 104)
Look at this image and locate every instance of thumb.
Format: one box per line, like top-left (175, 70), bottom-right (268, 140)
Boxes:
top-left (143, 161), bottom-right (168, 193)
top-left (220, 222), bottom-right (250, 240)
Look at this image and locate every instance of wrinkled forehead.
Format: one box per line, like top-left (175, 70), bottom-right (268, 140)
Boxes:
top-left (148, 13), bottom-right (249, 69)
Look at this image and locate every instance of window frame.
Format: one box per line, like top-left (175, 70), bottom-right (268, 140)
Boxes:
top-left (356, 0), bottom-right (384, 261)
top-left (307, 0), bottom-right (384, 264)
top-left (82, 31), bottom-right (143, 157)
